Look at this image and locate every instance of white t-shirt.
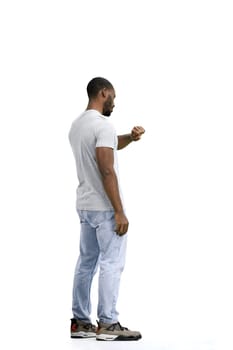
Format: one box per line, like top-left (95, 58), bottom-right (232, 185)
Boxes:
top-left (69, 109), bottom-right (122, 210)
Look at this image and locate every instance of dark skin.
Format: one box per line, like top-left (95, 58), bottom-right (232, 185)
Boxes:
top-left (87, 87), bottom-right (145, 236)
top-left (117, 126), bottom-right (146, 150)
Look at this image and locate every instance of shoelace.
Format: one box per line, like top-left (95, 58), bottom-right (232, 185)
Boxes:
top-left (106, 322), bottom-right (129, 331)
top-left (83, 323), bottom-right (96, 331)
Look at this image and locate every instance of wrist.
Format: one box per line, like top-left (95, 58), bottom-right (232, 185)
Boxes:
top-left (115, 208), bottom-right (124, 215)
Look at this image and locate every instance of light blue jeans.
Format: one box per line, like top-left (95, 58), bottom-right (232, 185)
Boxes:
top-left (72, 210), bottom-right (127, 324)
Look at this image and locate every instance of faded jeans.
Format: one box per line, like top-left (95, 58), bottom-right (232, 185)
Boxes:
top-left (72, 210), bottom-right (127, 324)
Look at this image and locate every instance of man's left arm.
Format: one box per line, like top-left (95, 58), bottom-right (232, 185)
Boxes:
top-left (117, 126), bottom-right (145, 150)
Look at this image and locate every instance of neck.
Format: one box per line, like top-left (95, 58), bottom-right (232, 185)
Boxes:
top-left (86, 101), bottom-right (103, 114)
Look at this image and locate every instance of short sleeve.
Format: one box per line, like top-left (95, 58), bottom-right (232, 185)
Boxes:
top-left (95, 121), bottom-right (117, 149)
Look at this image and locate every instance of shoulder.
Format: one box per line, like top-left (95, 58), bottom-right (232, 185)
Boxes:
top-left (95, 122), bottom-right (116, 142)
top-left (95, 116), bottom-right (117, 148)
top-left (94, 115), bottom-right (116, 133)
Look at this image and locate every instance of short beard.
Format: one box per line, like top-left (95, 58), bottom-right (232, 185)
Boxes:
top-left (102, 110), bottom-right (111, 117)
top-left (102, 95), bottom-right (113, 117)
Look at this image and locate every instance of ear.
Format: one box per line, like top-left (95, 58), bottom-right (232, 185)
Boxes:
top-left (101, 88), bottom-right (107, 98)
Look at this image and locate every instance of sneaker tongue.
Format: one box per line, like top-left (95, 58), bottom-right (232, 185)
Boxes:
top-left (98, 321), bottom-right (128, 331)
top-left (108, 322), bottom-right (126, 331)
top-left (117, 322), bottom-right (129, 331)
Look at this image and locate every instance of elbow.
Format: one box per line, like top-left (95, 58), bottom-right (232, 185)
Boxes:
top-left (99, 167), bottom-right (115, 179)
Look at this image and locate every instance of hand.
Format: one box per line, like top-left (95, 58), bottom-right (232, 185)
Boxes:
top-left (114, 211), bottom-right (129, 236)
top-left (131, 126), bottom-right (145, 141)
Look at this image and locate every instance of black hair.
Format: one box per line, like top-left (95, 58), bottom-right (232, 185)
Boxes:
top-left (87, 77), bottom-right (114, 99)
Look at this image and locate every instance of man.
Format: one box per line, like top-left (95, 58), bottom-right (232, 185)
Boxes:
top-left (68, 77), bottom-right (145, 341)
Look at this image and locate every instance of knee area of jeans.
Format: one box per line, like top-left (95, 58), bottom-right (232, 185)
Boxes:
top-left (75, 262), bottom-right (98, 275)
top-left (99, 262), bottom-right (124, 274)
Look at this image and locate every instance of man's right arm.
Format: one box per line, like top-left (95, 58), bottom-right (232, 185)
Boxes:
top-left (96, 147), bottom-right (128, 235)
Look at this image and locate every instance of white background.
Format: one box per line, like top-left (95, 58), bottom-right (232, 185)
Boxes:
top-left (0, 1), bottom-right (233, 349)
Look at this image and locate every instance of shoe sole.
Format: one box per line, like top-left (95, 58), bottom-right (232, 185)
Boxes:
top-left (71, 331), bottom-right (96, 338)
top-left (96, 334), bottom-right (142, 341)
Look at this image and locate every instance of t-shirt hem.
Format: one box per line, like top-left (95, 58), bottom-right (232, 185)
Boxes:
top-left (76, 207), bottom-right (114, 211)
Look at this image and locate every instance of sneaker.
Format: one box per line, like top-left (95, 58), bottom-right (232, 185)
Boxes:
top-left (96, 321), bottom-right (142, 341)
top-left (70, 318), bottom-right (97, 338)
